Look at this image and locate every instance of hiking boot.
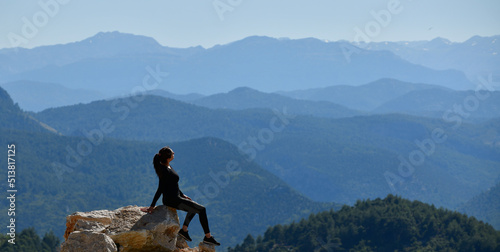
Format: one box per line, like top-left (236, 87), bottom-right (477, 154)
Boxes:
top-left (178, 229), bottom-right (192, 242)
top-left (203, 236), bottom-right (220, 246)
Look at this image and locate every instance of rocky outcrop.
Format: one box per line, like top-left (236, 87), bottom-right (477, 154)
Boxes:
top-left (62, 231), bottom-right (117, 252)
top-left (61, 205), bottom-right (215, 252)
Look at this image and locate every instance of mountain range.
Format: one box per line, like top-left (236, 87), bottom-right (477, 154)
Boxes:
top-left (360, 35), bottom-right (500, 80)
top-left (277, 78), bottom-right (449, 111)
top-left (372, 88), bottom-right (500, 120)
top-left (191, 86), bottom-right (361, 118)
top-left (2, 32), bottom-right (498, 114)
top-left (277, 78), bottom-right (500, 121)
top-left (0, 31), bottom-right (479, 97)
top-left (32, 92), bottom-right (500, 212)
top-left (4, 77), bottom-right (500, 123)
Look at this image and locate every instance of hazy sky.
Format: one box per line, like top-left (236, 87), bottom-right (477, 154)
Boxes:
top-left (1, 0), bottom-right (499, 49)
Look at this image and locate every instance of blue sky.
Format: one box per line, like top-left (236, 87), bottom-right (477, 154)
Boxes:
top-left (1, 0), bottom-right (499, 49)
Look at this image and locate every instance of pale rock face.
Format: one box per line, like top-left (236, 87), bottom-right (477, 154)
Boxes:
top-left (64, 208), bottom-right (117, 240)
top-left (61, 205), bottom-right (213, 252)
top-left (198, 242), bottom-right (216, 252)
top-left (61, 231), bottom-right (117, 252)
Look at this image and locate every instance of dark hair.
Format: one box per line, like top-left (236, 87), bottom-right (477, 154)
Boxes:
top-left (153, 146), bottom-right (173, 178)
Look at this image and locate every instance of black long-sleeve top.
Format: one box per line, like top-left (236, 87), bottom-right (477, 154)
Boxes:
top-left (150, 165), bottom-right (185, 208)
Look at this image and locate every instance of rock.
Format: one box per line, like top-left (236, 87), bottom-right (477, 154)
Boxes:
top-left (61, 231), bottom-right (117, 252)
top-left (64, 208), bottom-right (118, 240)
top-left (199, 242), bottom-right (216, 252)
top-left (74, 219), bottom-right (107, 233)
top-left (176, 235), bottom-right (189, 249)
top-left (112, 206), bottom-right (180, 251)
top-left (61, 205), bottom-right (215, 252)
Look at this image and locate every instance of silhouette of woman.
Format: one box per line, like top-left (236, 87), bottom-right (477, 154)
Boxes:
top-left (146, 146), bottom-right (220, 246)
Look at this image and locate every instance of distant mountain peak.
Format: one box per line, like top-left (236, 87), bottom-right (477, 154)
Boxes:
top-left (463, 35), bottom-right (500, 47)
top-left (228, 86), bottom-right (260, 94)
top-left (80, 31), bottom-right (162, 48)
top-left (220, 35), bottom-right (331, 50)
top-left (219, 35), bottom-right (279, 48)
top-left (428, 37), bottom-right (453, 46)
top-left (239, 35), bottom-right (278, 42)
top-left (92, 31), bottom-right (123, 38)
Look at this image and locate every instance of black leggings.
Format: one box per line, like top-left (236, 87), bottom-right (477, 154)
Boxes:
top-left (166, 198), bottom-right (210, 234)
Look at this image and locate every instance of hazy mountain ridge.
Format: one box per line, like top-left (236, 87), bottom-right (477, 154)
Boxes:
top-left (0, 32), bottom-right (476, 96)
top-left (144, 89), bottom-right (205, 102)
top-left (2, 32), bottom-right (496, 113)
top-left (0, 80), bottom-right (106, 112)
top-left (0, 86), bottom-right (56, 133)
top-left (458, 182), bottom-right (500, 230)
top-left (0, 31), bottom-right (203, 75)
top-left (373, 88), bottom-right (500, 120)
top-left (191, 86), bottom-right (362, 118)
top-left (277, 78), bottom-right (450, 111)
top-left (276, 78), bottom-right (500, 121)
top-left (32, 94), bottom-right (500, 211)
top-left (361, 35), bottom-right (500, 79)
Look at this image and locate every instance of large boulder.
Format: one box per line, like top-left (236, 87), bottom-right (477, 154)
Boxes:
top-left (198, 242), bottom-right (216, 252)
top-left (61, 205), bottom-right (208, 252)
top-left (61, 231), bottom-right (117, 252)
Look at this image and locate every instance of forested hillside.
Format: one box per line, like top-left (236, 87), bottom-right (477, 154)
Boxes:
top-left (0, 88), bottom-right (337, 248)
top-left (0, 129), bottom-right (336, 248)
top-left (0, 87), bottom-right (54, 133)
top-left (459, 182), bottom-right (500, 230)
top-left (229, 195), bottom-right (500, 252)
top-left (34, 95), bottom-right (500, 210)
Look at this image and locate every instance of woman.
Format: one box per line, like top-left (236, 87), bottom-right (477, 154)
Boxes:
top-left (146, 146), bottom-right (220, 246)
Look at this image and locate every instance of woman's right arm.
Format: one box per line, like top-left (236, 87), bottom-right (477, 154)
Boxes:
top-left (149, 179), bottom-right (163, 211)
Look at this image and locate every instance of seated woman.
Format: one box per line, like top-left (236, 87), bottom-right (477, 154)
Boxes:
top-left (146, 146), bottom-right (220, 246)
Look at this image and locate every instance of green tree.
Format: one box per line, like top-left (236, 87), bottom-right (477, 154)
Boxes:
top-left (229, 195), bottom-right (500, 251)
top-left (0, 228), bottom-right (60, 252)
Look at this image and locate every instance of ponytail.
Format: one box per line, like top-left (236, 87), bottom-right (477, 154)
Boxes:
top-left (153, 154), bottom-right (163, 178)
top-left (152, 146), bottom-right (173, 178)
top-left (153, 153), bottom-right (161, 166)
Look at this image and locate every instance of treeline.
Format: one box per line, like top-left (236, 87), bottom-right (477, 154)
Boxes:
top-left (229, 195), bottom-right (500, 252)
top-left (0, 227), bottom-right (60, 252)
